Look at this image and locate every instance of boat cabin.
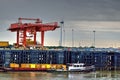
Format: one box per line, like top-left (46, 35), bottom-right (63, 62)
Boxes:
top-left (67, 63), bottom-right (94, 71)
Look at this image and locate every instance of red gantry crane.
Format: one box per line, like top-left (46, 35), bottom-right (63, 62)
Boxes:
top-left (8, 18), bottom-right (59, 47)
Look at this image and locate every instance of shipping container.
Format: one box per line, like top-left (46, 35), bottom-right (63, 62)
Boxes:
top-left (0, 41), bottom-right (9, 47)
top-left (10, 63), bottom-right (19, 68)
top-left (30, 64), bottom-right (36, 68)
top-left (21, 64), bottom-right (30, 68)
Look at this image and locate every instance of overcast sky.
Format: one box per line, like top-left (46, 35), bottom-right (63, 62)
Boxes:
top-left (0, 0), bottom-right (120, 48)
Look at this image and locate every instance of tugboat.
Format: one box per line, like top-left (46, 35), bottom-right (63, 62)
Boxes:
top-left (67, 63), bottom-right (95, 72)
top-left (47, 63), bottom-right (95, 72)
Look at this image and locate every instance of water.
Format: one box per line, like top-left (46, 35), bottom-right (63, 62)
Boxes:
top-left (0, 71), bottom-right (120, 80)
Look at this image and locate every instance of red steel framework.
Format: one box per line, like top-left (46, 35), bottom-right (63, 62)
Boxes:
top-left (8, 18), bottom-right (59, 47)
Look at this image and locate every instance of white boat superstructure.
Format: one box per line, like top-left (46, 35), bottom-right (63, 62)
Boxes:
top-left (67, 63), bottom-right (95, 71)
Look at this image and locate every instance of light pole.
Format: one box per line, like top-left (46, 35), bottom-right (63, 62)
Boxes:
top-left (63, 29), bottom-right (65, 46)
top-left (93, 30), bottom-right (96, 48)
top-left (59, 21), bottom-right (64, 47)
top-left (72, 29), bottom-right (74, 47)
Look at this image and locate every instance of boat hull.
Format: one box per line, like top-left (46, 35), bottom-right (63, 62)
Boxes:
top-left (6, 68), bottom-right (47, 72)
top-left (47, 68), bottom-right (95, 73)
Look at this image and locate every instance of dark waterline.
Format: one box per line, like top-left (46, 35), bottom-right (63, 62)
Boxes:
top-left (0, 71), bottom-right (120, 80)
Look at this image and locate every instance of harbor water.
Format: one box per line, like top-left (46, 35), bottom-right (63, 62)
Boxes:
top-left (0, 71), bottom-right (120, 80)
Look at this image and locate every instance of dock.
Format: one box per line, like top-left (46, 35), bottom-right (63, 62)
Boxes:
top-left (0, 48), bottom-right (120, 71)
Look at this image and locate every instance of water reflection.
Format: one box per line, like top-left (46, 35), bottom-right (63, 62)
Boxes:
top-left (0, 71), bottom-right (120, 80)
top-left (68, 71), bottom-right (120, 80)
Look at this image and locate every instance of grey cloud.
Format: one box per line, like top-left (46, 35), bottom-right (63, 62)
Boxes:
top-left (0, 0), bottom-right (120, 21)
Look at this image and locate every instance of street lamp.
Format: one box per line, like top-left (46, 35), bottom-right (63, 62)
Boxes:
top-left (63, 29), bottom-right (65, 46)
top-left (72, 29), bottom-right (74, 47)
top-left (93, 30), bottom-right (96, 48)
top-left (59, 21), bottom-right (64, 46)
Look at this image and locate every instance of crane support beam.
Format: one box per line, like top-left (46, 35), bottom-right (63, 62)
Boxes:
top-left (34, 30), bottom-right (36, 45)
top-left (17, 30), bottom-right (19, 46)
top-left (41, 31), bottom-right (44, 46)
top-left (23, 29), bottom-right (26, 46)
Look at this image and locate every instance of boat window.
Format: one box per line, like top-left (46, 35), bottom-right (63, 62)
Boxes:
top-left (80, 65), bottom-right (83, 67)
top-left (74, 65), bottom-right (77, 67)
top-left (73, 65), bottom-right (80, 67)
top-left (83, 64), bottom-right (86, 67)
top-left (74, 65), bottom-right (76, 67)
